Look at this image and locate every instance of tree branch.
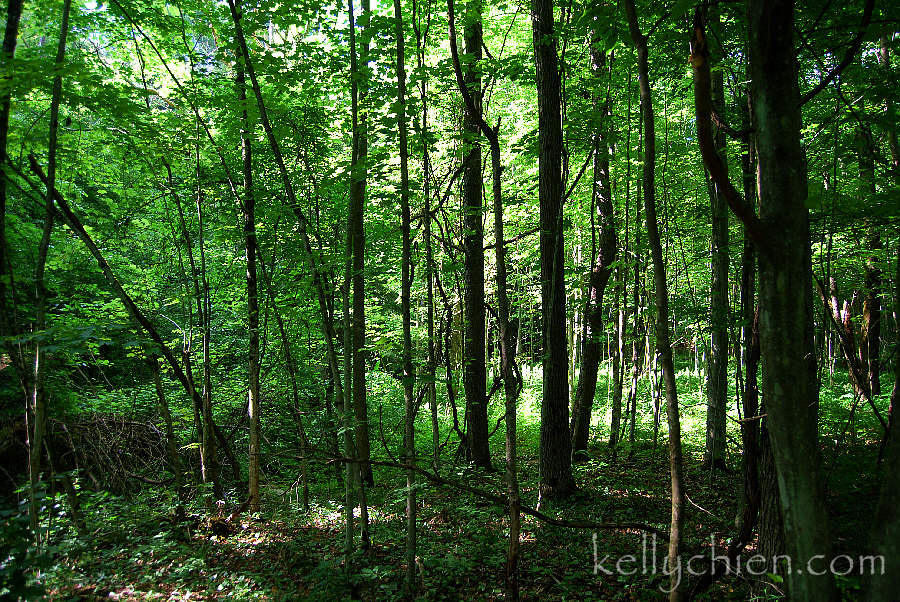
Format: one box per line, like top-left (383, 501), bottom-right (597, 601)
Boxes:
top-left (690, 10), bottom-right (773, 255)
top-left (798, 0), bottom-right (875, 106)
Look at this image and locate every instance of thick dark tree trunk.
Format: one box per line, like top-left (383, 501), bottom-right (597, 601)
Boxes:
top-left (755, 420), bottom-right (784, 595)
top-left (532, 0), bottom-right (574, 500)
top-left (625, 2), bottom-right (684, 598)
top-left (703, 5), bottom-right (728, 472)
top-left (0, 0), bottom-right (24, 349)
top-left (347, 0), bottom-right (374, 486)
top-left (460, 0), bottom-right (490, 470)
top-left (571, 37), bottom-right (616, 462)
top-left (748, 1), bottom-right (838, 598)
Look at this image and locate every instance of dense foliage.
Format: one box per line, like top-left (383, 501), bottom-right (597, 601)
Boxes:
top-left (1, 0), bottom-right (898, 599)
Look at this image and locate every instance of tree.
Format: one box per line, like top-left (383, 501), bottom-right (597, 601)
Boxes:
top-left (703, 3), bottom-right (728, 473)
top-left (570, 27), bottom-right (616, 463)
top-left (0, 0), bottom-right (24, 354)
top-left (459, 0), bottom-right (491, 470)
top-left (748, 0), bottom-right (838, 597)
top-left (348, 0), bottom-right (374, 486)
top-left (235, 8), bottom-right (261, 512)
top-left (392, 0), bottom-right (417, 592)
top-left (532, 0), bottom-right (575, 500)
top-left (448, 0), bottom-right (521, 590)
top-left (625, 1), bottom-right (684, 598)
top-left (28, 0), bottom-right (71, 533)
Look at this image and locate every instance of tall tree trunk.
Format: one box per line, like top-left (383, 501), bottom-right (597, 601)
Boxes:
top-left (346, 0), bottom-right (373, 486)
top-left (236, 37), bottom-right (261, 512)
top-left (748, 0), bottom-right (838, 598)
top-left (344, 0), bottom-right (370, 548)
top-left (196, 131), bottom-right (221, 502)
top-left (735, 87), bottom-right (760, 553)
top-left (755, 418), bottom-right (784, 596)
top-left (459, 0), bottom-right (490, 470)
top-left (532, 0), bottom-right (575, 501)
top-left (0, 0), bottom-right (24, 350)
top-left (624, 2), bottom-right (684, 598)
top-left (703, 4), bottom-right (728, 472)
top-left (571, 37), bottom-right (616, 462)
top-left (29, 0), bottom-right (71, 533)
top-left (392, 1), bottom-right (417, 594)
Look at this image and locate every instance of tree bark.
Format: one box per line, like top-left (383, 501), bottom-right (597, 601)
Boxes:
top-left (609, 270), bottom-right (624, 460)
top-left (532, 0), bottom-right (575, 501)
top-left (344, 0), bottom-right (370, 549)
top-left (701, 5), bottom-right (728, 472)
top-left (571, 36), bottom-right (616, 462)
top-left (863, 245), bottom-right (900, 598)
top-left (624, 2), bottom-right (684, 598)
top-left (458, 0), bottom-right (490, 470)
top-left (0, 0), bottom-right (24, 349)
top-left (392, 0), bottom-right (417, 593)
top-left (748, 0), bottom-right (838, 598)
top-left (235, 32), bottom-right (261, 512)
top-left (890, 244), bottom-right (899, 429)
top-left (863, 243), bottom-right (900, 597)
top-left (347, 0), bottom-right (374, 486)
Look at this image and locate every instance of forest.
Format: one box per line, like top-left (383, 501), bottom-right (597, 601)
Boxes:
top-left (1, 0), bottom-right (898, 599)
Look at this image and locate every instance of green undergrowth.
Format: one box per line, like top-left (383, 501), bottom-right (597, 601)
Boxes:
top-left (5, 364), bottom-right (889, 600)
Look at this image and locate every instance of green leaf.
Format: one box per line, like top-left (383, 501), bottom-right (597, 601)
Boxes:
top-left (670, 0), bottom-right (696, 18)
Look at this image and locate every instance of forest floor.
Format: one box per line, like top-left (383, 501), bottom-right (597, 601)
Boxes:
top-left (6, 374), bottom-right (887, 601)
